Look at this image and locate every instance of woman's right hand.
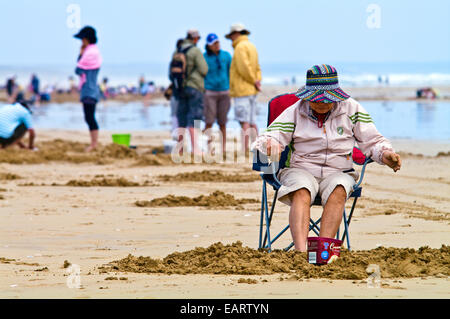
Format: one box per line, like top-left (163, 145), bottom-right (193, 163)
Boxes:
top-left (266, 137), bottom-right (282, 162)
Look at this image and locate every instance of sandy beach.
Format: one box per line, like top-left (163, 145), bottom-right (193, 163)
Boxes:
top-left (0, 129), bottom-right (449, 299)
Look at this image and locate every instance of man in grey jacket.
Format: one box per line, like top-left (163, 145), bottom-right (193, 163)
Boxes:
top-left (175, 29), bottom-right (208, 156)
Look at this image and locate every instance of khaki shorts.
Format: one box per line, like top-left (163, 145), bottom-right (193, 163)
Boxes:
top-left (277, 168), bottom-right (358, 207)
top-left (204, 90), bottom-right (231, 126)
top-left (233, 95), bottom-right (257, 124)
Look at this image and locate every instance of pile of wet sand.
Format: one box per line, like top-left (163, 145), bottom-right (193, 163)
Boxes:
top-left (158, 170), bottom-right (260, 183)
top-left (0, 139), bottom-right (172, 165)
top-left (360, 197), bottom-right (450, 222)
top-left (20, 177), bottom-right (155, 187)
top-left (135, 191), bottom-right (258, 208)
top-left (106, 241), bottom-right (449, 280)
top-left (62, 177), bottom-right (148, 187)
top-left (0, 173), bottom-right (21, 180)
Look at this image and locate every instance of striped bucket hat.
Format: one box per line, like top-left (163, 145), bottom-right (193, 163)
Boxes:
top-left (295, 64), bottom-right (350, 103)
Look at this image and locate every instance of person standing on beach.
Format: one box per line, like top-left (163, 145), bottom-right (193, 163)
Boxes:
top-left (168, 39), bottom-right (185, 140)
top-left (226, 23), bottom-right (262, 153)
top-left (29, 74), bottom-right (40, 105)
top-left (73, 26), bottom-right (103, 152)
top-left (173, 29), bottom-right (208, 155)
top-left (203, 33), bottom-right (232, 155)
top-left (6, 76), bottom-right (18, 103)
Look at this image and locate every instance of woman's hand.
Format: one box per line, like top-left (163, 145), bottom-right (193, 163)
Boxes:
top-left (80, 43), bottom-right (88, 56)
top-left (266, 137), bottom-right (282, 162)
top-left (382, 151), bottom-right (402, 172)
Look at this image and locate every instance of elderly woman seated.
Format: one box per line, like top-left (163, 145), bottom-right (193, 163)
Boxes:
top-left (251, 64), bottom-right (402, 252)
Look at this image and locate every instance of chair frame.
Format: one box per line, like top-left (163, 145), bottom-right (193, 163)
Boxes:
top-left (253, 92), bottom-right (373, 252)
top-left (254, 151), bottom-right (372, 252)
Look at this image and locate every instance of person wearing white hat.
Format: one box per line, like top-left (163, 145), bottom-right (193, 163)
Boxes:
top-left (226, 23), bottom-right (262, 153)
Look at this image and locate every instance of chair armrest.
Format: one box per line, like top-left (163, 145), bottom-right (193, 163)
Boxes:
top-left (353, 158), bottom-right (373, 190)
top-left (252, 150), bottom-right (282, 181)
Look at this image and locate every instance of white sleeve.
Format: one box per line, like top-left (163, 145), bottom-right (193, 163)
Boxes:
top-left (251, 104), bottom-right (297, 155)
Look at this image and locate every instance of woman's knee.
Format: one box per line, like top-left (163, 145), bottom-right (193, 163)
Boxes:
top-left (290, 188), bottom-right (311, 204)
top-left (330, 185), bottom-right (347, 201)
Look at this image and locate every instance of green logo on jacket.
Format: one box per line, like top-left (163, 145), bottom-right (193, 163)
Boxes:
top-left (337, 126), bottom-right (344, 135)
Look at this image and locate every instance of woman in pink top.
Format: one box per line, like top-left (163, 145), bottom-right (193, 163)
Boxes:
top-left (252, 65), bottom-right (402, 252)
top-left (74, 26), bottom-right (102, 152)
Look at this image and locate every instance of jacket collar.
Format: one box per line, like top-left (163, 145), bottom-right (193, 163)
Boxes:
top-left (232, 35), bottom-right (249, 48)
top-left (181, 39), bottom-right (196, 50)
top-left (299, 100), bottom-right (347, 121)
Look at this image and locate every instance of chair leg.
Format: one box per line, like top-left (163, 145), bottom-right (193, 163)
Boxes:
top-left (263, 182), bottom-right (272, 252)
top-left (267, 224), bottom-right (290, 249)
top-left (347, 197), bottom-right (358, 227)
top-left (284, 242), bottom-right (294, 251)
top-left (341, 197), bottom-right (358, 249)
top-left (342, 208), bottom-right (351, 251)
top-left (309, 217), bottom-right (321, 236)
top-left (258, 181), bottom-right (266, 249)
top-left (263, 189), bottom-right (278, 248)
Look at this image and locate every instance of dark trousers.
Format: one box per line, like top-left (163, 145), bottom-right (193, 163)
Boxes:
top-left (83, 100), bottom-right (99, 131)
top-left (176, 87), bottom-right (204, 128)
top-left (0, 123), bottom-right (27, 147)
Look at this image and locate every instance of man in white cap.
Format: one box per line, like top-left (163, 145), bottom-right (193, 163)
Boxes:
top-left (226, 23), bottom-right (262, 153)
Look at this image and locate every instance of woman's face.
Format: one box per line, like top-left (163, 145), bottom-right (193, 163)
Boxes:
top-left (81, 38), bottom-right (90, 47)
top-left (209, 41), bottom-right (220, 54)
top-left (309, 101), bottom-right (335, 114)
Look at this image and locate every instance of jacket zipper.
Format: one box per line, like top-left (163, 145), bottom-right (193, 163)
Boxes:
top-left (301, 104), bottom-right (340, 179)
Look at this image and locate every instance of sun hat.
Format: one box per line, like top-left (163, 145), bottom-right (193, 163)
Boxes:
top-left (295, 64), bottom-right (350, 103)
top-left (206, 33), bottom-right (219, 45)
top-left (74, 26), bottom-right (97, 44)
top-left (225, 23), bottom-right (250, 39)
top-left (187, 29), bottom-right (201, 39)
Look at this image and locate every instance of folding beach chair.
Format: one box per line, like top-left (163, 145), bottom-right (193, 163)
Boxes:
top-left (252, 93), bottom-right (373, 252)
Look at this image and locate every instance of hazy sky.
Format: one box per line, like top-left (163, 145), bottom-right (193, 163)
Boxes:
top-left (0, 0), bottom-right (449, 65)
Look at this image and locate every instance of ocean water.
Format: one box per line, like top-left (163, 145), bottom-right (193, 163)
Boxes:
top-left (2, 61), bottom-right (450, 88)
top-left (30, 100), bottom-right (450, 141)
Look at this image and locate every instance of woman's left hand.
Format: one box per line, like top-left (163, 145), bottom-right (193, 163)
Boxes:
top-left (382, 151), bottom-right (402, 172)
top-left (80, 43), bottom-right (87, 56)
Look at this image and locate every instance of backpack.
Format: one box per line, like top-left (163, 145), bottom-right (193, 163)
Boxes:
top-left (169, 45), bottom-right (193, 97)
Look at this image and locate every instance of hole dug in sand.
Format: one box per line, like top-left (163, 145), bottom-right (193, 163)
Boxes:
top-left (105, 241), bottom-right (450, 280)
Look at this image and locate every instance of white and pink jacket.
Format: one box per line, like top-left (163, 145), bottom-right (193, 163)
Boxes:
top-left (251, 98), bottom-right (394, 178)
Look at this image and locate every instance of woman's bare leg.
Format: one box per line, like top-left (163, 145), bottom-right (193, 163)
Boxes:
top-left (85, 130), bottom-right (98, 152)
top-left (289, 188), bottom-right (312, 252)
top-left (319, 185), bottom-right (347, 238)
